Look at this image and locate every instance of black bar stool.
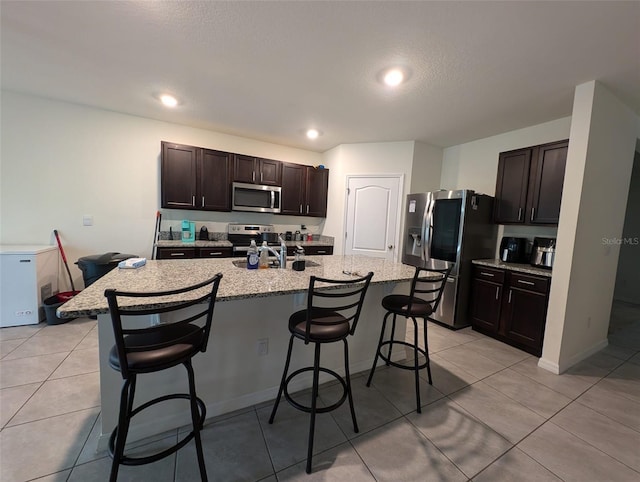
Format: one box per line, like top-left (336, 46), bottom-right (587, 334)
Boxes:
top-left (366, 264), bottom-right (451, 413)
top-left (268, 272), bottom-right (373, 474)
top-left (104, 273), bottom-right (223, 482)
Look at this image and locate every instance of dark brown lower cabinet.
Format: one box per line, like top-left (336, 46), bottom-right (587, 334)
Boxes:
top-left (470, 265), bottom-right (550, 356)
top-left (156, 247), bottom-right (233, 259)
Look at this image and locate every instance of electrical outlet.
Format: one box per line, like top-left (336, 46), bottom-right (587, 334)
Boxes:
top-left (257, 338), bottom-right (268, 356)
top-left (83, 215), bottom-right (93, 226)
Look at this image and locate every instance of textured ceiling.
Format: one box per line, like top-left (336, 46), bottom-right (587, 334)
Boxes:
top-left (1, 1), bottom-right (639, 152)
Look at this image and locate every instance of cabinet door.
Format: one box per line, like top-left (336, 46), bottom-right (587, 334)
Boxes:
top-left (305, 167), bottom-right (329, 217)
top-left (258, 158), bottom-right (282, 186)
top-left (233, 154), bottom-right (258, 183)
top-left (527, 140), bottom-right (568, 225)
top-left (502, 287), bottom-right (548, 355)
top-left (161, 142), bottom-right (197, 209)
top-left (305, 246), bottom-right (333, 255)
top-left (493, 148), bottom-right (531, 224)
top-left (470, 278), bottom-right (503, 333)
top-left (281, 163), bottom-right (306, 215)
top-left (200, 149), bottom-right (231, 211)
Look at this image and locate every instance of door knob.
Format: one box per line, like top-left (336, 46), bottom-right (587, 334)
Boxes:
top-left (388, 245), bottom-right (393, 249)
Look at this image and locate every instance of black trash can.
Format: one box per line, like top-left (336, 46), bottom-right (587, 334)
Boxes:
top-left (76, 252), bottom-right (138, 288)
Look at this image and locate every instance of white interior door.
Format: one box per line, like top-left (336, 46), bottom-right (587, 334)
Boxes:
top-left (344, 175), bottom-right (403, 260)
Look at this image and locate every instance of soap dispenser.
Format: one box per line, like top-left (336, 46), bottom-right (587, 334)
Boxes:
top-left (259, 241), bottom-right (270, 269)
top-left (247, 240), bottom-right (259, 269)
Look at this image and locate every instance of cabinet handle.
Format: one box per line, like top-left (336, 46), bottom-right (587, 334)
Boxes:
top-left (317, 250), bottom-right (326, 254)
top-left (517, 279), bottom-right (535, 286)
top-left (202, 196), bottom-right (205, 207)
top-left (495, 286), bottom-right (499, 300)
top-left (207, 252), bottom-right (222, 256)
top-left (192, 196), bottom-right (196, 207)
top-left (518, 208), bottom-right (522, 221)
top-left (531, 207), bottom-right (535, 221)
top-left (480, 272), bottom-right (494, 277)
top-left (170, 252), bottom-right (185, 257)
top-left (299, 204), bottom-right (303, 214)
top-left (260, 172), bottom-right (263, 183)
top-left (306, 204), bottom-right (310, 214)
top-left (252, 171), bottom-right (256, 182)
top-left (508, 289), bottom-right (512, 303)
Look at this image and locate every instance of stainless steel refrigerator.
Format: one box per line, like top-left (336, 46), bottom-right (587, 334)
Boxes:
top-left (402, 190), bottom-right (497, 329)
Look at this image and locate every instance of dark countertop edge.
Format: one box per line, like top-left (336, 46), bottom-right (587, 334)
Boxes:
top-left (472, 259), bottom-right (552, 278)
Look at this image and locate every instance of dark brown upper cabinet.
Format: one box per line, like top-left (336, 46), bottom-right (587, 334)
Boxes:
top-left (281, 163), bottom-right (329, 217)
top-left (233, 154), bottom-right (282, 186)
top-left (493, 139), bottom-right (568, 225)
top-left (161, 142), bottom-right (231, 211)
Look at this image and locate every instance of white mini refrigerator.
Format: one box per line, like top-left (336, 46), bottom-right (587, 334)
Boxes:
top-left (0, 245), bottom-right (59, 327)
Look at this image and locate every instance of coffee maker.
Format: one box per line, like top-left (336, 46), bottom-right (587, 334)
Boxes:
top-left (499, 237), bottom-right (527, 263)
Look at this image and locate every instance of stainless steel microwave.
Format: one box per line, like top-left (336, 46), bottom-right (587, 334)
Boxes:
top-left (232, 182), bottom-right (282, 213)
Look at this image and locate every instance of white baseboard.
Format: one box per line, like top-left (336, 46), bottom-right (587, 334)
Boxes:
top-left (538, 337), bottom-right (609, 375)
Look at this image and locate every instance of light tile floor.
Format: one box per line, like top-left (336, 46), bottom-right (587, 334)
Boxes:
top-left (1, 304), bottom-right (638, 481)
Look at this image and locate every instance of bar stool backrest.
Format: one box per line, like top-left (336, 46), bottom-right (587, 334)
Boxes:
top-left (104, 273), bottom-right (223, 379)
top-left (303, 272), bottom-right (374, 343)
top-left (408, 264), bottom-right (453, 313)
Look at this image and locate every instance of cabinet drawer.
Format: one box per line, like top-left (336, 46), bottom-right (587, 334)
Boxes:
top-left (198, 247), bottom-right (233, 258)
top-left (474, 266), bottom-right (505, 284)
top-left (509, 272), bottom-right (549, 294)
top-left (305, 246), bottom-right (333, 256)
top-left (156, 248), bottom-right (196, 259)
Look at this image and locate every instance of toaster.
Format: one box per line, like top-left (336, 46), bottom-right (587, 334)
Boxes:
top-left (530, 237), bottom-right (556, 269)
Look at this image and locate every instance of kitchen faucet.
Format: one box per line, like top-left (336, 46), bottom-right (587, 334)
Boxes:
top-left (266, 237), bottom-right (287, 268)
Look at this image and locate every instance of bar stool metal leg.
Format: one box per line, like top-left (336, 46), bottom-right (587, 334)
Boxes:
top-left (423, 319), bottom-right (432, 384)
top-left (185, 360), bottom-right (208, 482)
top-left (110, 376), bottom-right (136, 482)
top-left (366, 311), bottom-right (391, 387)
top-left (305, 343), bottom-right (322, 474)
top-left (412, 317), bottom-right (422, 413)
top-left (269, 335), bottom-right (295, 424)
top-left (343, 339), bottom-right (359, 433)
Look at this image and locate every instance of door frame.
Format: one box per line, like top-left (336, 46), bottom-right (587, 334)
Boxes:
top-left (343, 174), bottom-right (405, 262)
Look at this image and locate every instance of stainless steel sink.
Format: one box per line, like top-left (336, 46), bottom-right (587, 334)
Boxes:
top-left (231, 258), bottom-right (320, 269)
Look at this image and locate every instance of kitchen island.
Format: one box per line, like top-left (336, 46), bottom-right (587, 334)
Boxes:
top-left (58, 255), bottom-right (416, 449)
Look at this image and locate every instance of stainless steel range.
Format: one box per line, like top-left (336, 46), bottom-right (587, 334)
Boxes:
top-left (228, 223), bottom-right (279, 255)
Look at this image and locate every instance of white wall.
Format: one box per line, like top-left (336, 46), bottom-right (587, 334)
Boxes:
top-left (0, 91), bottom-right (322, 289)
top-left (540, 81), bottom-right (638, 373)
top-left (441, 117), bottom-right (572, 195)
top-left (410, 141), bottom-right (443, 194)
top-left (321, 141), bottom-right (416, 255)
top-left (614, 151), bottom-right (640, 304)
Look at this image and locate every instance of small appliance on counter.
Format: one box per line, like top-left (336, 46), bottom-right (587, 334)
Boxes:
top-left (499, 236), bottom-right (528, 263)
top-left (199, 226), bottom-right (209, 240)
top-left (531, 237), bottom-right (556, 269)
top-left (181, 220), bottom-right (195, 242)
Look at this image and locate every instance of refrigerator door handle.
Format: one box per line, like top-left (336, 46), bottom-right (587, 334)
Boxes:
top-left (424, 198), bottom-right (434, 262)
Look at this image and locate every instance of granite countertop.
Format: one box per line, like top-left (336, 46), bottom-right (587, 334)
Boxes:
top-left (472, 259), bottom-right (552, 277)
top-left (57, 255), bottom-right (416, 318)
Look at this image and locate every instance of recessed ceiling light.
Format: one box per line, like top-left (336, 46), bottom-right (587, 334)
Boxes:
top-left (159, 94), bottom-right (178, 107)
top-left (306, 129), bottom-right (320, 139)
top-left (383, 68), bottom-right (404, 87)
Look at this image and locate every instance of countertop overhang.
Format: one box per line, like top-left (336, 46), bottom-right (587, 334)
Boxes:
top-left (57, 255), bottom-right (417, 318)
top-left (472, 259), bottom-right (552, 277)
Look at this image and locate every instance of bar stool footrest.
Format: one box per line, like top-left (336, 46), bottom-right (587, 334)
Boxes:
top-left (109, 393), bottom-right (206, 466)
top-left (284, 367), bottom-right (347, 414)
top-left (377, 340), bottom-right (429, 371)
